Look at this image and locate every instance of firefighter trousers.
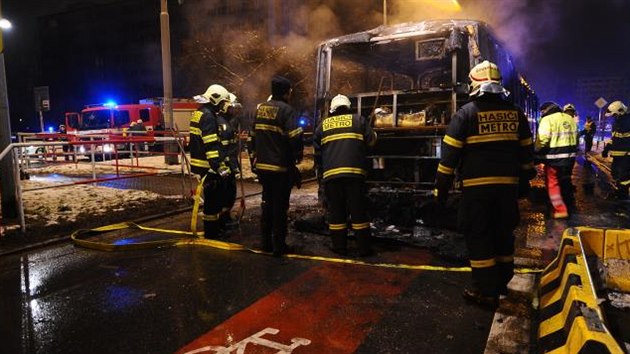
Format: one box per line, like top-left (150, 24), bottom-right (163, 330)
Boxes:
top-left (458, 188), bottom-right (519, 297)
top-left (259, 172), bottom-right (292, 254)
top-left (202, 175), bottom-right (224, 239)
top-left (220, 175), bottom-right (237, 224)
top-left (544, 164), bottom-right (574, 218)
top-left (611, 156), bottom-right (630, 199)
top-left (324, 178), bottom-right (372, 255)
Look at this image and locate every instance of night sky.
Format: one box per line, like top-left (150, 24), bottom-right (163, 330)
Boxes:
top-left (3, 0), bottom-right (630, 131)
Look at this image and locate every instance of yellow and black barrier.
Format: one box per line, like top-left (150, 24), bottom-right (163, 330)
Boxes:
top-left (537, 227), bottom-right (624, 354)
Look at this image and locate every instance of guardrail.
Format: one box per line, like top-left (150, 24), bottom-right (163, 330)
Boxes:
top-left (0, 135), bottom-right (192, 233)
top-left (537, 227), bottom-right (625, 354)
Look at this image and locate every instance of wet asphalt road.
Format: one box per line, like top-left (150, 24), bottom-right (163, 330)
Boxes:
top-left (1, 151), bottom-right (629, 354)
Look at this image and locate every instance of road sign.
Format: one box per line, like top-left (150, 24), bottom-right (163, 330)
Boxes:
top-left (34, 86), bottom-right (50, 112)
top-left (595, 97), bottom-right (608, 109)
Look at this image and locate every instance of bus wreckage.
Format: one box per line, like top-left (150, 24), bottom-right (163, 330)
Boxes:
top-left (313, 19), bottom-right (538, 227)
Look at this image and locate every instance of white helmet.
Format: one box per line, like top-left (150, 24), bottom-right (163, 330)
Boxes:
top-left (194, 84), bottom-right (230, 107)
top-left (469, 60), bottom-right (506, 97)
top-left (606, 100), bottom-right (628, 117)
top-left (228, 93), bottom-right (242, 109)
top-left (329, 94), bottom-right (351, 113)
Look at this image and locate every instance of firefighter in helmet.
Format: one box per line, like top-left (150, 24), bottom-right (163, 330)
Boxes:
top-left (58, 124), bottom-right (73, 161)
top-left (249, 75), bottom-right (304, 256)
top-left (536, 102), bottom-right (578, 218)
top-left (602, 100), bottom-right (630, 199)
top-left (191, 84), bottom-right (233, 239)
top-left (563, 103), bottom-right (577, 117)
top-left (435, 60), bottom-right (535, 308)
top-left (217, 93), bottom-right (243, 229)
top-left (314, 94), bottom-right (377, 256)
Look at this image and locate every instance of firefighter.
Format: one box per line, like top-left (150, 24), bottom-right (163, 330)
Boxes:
top-left (535, 102), bottom-right (578, 218)
top-left (249, 75), bottom-right (304, 256)
top-left (580, 116), bottom-right (596, 152)
top-left (128, 119), bottom-right (147, 152)
top-left (191, 84), bottom-right (233, 239)
top-left (563, 103), bottom-right (577, 118)
top-left (434, 60), bottom-right (535, 308)
top-left (58, 124), bottom-right (72, 161)
top-left (313, 94), bottom-right (377, 256)
top-left (218, 93), bottom-right (242, 229)
top-left (602, 101), bottom-right (630, 199)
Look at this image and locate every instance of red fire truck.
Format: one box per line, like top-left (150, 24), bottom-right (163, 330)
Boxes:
top-left (64, 99), bottom-right (199, 159)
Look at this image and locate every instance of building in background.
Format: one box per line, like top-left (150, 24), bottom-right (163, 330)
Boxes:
top-left (574, 76), bottom-right (630, 121)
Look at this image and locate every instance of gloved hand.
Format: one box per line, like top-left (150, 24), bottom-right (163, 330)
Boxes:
top-left (518, 177), bottom-right (531, 199)
top-left (250, 158), bottom-right (257, 175)
top-left (218, 163), bottom-right (231, 178)
top-left (291, 165), bottom-right (302, 189)
top-left (434, 173), bottom-right (452, 204)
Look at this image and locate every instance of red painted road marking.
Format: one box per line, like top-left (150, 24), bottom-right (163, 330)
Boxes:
top-left (176, 258), bottom-right (429, 354)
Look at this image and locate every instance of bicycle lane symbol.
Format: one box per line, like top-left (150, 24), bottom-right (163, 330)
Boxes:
top-left (183, 327), bottom-right (311, 354)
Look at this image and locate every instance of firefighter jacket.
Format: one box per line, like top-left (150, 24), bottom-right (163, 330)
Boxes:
top-left (189, 105), bottom-right (222, 176)
top-left (581, 120), bottom-right (596, 137)
top-left (436, 95), bottom-right (535, 195)
top-left (217, 115), bottom-right (240, 174)
top-left (605, 113), bottom-right (630, 157)
top-left (249, 99), bottom-right (303, 173)
top-left (313, 113), bottom-right (377, 182)
top-left (535, 109), bottom-right (578, 167)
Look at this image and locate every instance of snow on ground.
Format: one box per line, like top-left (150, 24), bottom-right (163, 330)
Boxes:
top-left (17, 148), bottom-right (314, 231)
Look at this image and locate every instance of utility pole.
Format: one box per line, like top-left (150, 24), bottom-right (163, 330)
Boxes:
top-left (160, 0), bottom-right (178, 164)
top-left (0, 2), bottom-right (17, 218)
top-left (383, 0), bottom-right (387, 25)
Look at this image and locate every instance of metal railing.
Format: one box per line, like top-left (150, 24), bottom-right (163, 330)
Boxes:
top-left (0, 134), bottom-right (193, 233)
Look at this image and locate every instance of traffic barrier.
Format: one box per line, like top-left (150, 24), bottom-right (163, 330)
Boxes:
top-left (537, 228), bottom-right (624, 354)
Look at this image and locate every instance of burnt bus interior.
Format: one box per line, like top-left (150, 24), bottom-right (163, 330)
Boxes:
top-left (314, 20), bottom-right (538, 197)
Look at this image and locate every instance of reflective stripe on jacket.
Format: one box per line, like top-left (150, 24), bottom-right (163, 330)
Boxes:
top-left (313, 113), bottom-right (376, 182)
top-left (437, 95), bottom-right (535, 191)
top-left (189, 105), bottom-right (221, 176)
top-left (535, 111), bottom-right (578, 166)
top-left (609, 114), bottom-right (630, 157)
top-left (249, 99), bottom-right (303, 173)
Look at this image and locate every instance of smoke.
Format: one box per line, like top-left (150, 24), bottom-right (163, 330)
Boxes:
top-left (175, 0), bottom-right (584, 110)
top-left (177, 0), bottom-right (382, 113)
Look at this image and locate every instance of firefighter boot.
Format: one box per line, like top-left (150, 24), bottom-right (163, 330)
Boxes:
top-left (272, 232), bottom-right (293, 257)
top-left (203, 220), bottom-right (221, 240)
top-left (260, 202), bottom-right (273, 253)
top-left (354, 228), bottom-right (374, 257)
top-left (329, 229), bottom-right (348, 256)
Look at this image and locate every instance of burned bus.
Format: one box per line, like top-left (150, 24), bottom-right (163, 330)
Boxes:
top-left (314, 20), bottom-right (538, 199)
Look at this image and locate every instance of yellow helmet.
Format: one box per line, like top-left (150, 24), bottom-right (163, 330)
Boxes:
top-left (606, 100), bottom-right (628, 117)
top-left (330, 94), bottom-right (351, 113)
top-left (469, 60), bottom-right (504, 97)
top-left (194, 84), bottom-right (230, 109)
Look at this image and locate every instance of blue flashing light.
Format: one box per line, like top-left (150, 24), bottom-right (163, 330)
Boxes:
top-left (299, 118), bottom-right (307, 126)
top-left (47, 126), bottom-right (54, 133)
top-left (103, 100), bottom-right (117, 108)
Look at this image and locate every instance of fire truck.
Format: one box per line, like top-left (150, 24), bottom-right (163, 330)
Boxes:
top-left (314, 19), bottom-right (538, 224)
top-left (64, 99), bottom-right (199, 159)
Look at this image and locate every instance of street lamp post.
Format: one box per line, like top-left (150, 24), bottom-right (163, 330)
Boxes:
top-left (160, 0), bottom-right (179, 164)
top-left (383, 0), bottom-right (387, 25)
top-left (0, 3), bottom-right (18, 219)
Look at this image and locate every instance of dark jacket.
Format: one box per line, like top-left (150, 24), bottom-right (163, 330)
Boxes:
top-left (605, 113), bottom-right (630, 157)
top-left (217, 114), bottom-right (239, 173)
top-left (189, 105), bottom-right (222, 176)
top-left (313, 112), bottom-right (376, 182)
top-left (249, 99), bottom-right (303, 173)
top-left (436, 94), bottom-right (535, 195)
